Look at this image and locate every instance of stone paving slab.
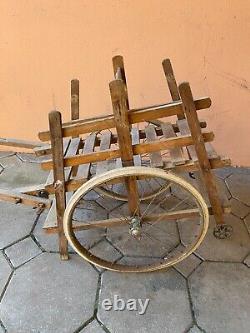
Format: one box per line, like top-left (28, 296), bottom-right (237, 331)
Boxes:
top-left (189, 262), bottom-right (250, 333)
top-left (179, 214), bottom-right (250, 262)
top-left (0, 253), bottom-right (98, 333)
top-left (214, 167), bottom-right (235, 179)
top-left (90, 239), bottom-right (122, 270)
top-left (0, 202), bottom-right (37, 249)
top-left (187, 324), bottom-right (203, 333)
top-left (98, 269), bottom-right (192, 333)
top-left (33, 212), bottom-right (60, 252)
top-left (4, 237), bottom-right (42, 268)
top-left (16, 152), bottom-right (48, 163)
top-left (244, 253), bottom-right (250, 267)
top-left (96, 195), bottom-right (123, 212)
top-left (243, 214), bottom-right (250, 234)
top-left (0, 155), bottom-right (48, 190)
top-left (172, 245), bottom-right (202, 278)
top-left (0, 151), bottom-right (15, 159)
top-left (229, 197), bottom-right (250, 219)
top-left (226, 173), bottom-right (250, 206)
top-left (0, 252), bottom-right (12, 297)
top-left (80, 320), bottom-right (105, 332)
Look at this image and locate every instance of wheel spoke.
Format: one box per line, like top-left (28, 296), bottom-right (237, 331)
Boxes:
top-left (72, 208), bottom-right (200, 231)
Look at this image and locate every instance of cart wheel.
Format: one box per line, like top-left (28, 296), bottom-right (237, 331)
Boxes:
top-left (64, 166), bottom-right (209, 273)
top-left (95, 181), bottom-right (171, 202)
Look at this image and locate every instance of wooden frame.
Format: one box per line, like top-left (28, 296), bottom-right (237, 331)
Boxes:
top-left (0, 56), bottom-right (232, 259)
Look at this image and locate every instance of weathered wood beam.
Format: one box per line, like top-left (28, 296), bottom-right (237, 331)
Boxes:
top-left (38, 97), bottom-right (211, 141)
top-left (0, 189), bottom-right (51, 208)
top-left (0, 138), bottom-right (44, 149)
top-left (44, 208), bottom-right (200, 233)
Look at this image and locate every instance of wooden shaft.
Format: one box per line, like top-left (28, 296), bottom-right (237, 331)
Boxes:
top-left (0, 189), bottom-right (51, 208)
top-left (71, 79), bottom-right (79, 121)
top-left (109, 79), bottom-right (140, 216)
top-left (112, 55), bottom-right (127, 84)
top-left (162, 58), bottom-right (184, 120)
top-left (0, 138), bottom-right (43, 149)
top-left (71, 79), bottom-right (80, 175)
top-left (179, 82), bottom-right (224, 224)
top-left (46, 208), bottom-right (200, 233)
top-left (49, 111), bottom-right (69, 259)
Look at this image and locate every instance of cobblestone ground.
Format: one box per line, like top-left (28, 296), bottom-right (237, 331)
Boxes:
top-left (0, 153), bottom-right (249, 333)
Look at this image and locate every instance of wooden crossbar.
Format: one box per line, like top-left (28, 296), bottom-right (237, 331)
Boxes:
top-left (38, 97), bottom-right (211, 141)
top-left (0, 138), bottom-right (44, 149)
top-left (41, 131), bottom-right (214, 170)
top-left (0, 189), bottom-right (51, 209)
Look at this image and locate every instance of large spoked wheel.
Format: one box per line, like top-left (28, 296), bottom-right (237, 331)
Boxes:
top-left (95, 181), bottom-right (171, 202)
top-left (64, 166), bottom-right (209, 273)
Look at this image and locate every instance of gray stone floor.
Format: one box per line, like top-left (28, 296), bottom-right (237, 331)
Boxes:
top-left (0, 153), bottom-right (249, 333)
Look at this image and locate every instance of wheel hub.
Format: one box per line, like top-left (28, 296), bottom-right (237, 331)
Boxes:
top-left (129, 217), bottom-right (142, 239)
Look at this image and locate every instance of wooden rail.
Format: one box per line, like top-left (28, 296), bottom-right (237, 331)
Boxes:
top-left (41, 131), bottom-right (214, 170)
top-left (0, 138), bottom-right (44, 149)
top-left (38, 97), bottom-right (211, 141)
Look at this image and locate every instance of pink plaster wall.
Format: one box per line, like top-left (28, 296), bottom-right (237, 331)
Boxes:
top-left (0, 0), bottom-right (249, 165)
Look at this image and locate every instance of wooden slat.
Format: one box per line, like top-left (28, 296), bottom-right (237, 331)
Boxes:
top-left (64, 137), bottom-right (81, 180)
top-left (0, 189), bottom-right (51, 209)
top-left (43, 192), bottom-right (72, 230)
top-left (131, 127), bottom-right (141, 166)
top-left (0, 138), bottom-right (44, 149)
top-left (116, 127), bottom-right (141, 168)
top-left (38, 97), bottom-right (211, 141)
top-left (41, 132), bottom-right (214, 170)
top-left (177, 119), bottom-right (219, 162)
top-left (161, 123), bottom-right (186, 165)
top-left (145, 125), bottom-right (163, 167)
top-left (96, 132), bottom-right (112, 175)
top-left (74, 133), bottom-right (97, 180)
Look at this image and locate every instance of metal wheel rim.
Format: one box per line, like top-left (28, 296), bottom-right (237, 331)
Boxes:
top-left (63, 166), bottom-right (209, 273)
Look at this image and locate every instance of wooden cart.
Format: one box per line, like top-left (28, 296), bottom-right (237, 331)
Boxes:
top-left (0, 56), bottom-right (232, 272)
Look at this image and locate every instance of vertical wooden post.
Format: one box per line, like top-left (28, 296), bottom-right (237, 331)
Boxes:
top-left (71, 79), bottom-right (79, 121)
top-left (162, 58), bottom-right (185, 120)
top-left (71, 79), bottom-right (80, 176)
top-left (49, 111), bottom-right (69, 259)
top-left (109, 79), bottom-right (140, 216)
top-left (112, 55), bottom-right (127, 84)
top-left (112, 55), bottom-right (130, 111)
top-left (179, 82), bottom-right (224, 225)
